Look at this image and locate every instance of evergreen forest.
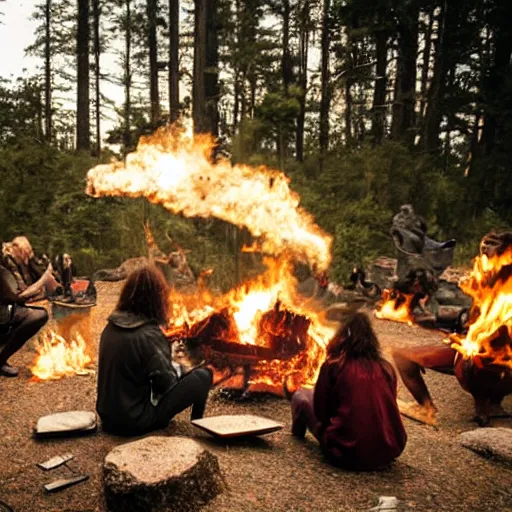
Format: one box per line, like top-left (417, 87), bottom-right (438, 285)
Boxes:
top-left (1, 0), bottom-right (511, 289)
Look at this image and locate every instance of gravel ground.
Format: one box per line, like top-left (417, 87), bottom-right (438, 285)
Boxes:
top-left (0, 281), bottom-right (510, 512)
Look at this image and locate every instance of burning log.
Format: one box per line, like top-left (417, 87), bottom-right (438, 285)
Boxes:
top-left (166, 301), bottom-right (316, 397)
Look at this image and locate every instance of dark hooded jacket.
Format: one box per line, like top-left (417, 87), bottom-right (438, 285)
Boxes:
top-left (96, 310), bottom-right (178, 434)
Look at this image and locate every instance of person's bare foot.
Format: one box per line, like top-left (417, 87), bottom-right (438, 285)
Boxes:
top-left (397, 399), bottom-right (439, 426)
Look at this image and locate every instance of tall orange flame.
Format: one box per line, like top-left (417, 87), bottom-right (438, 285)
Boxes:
top-left (85, 126), bottom-right (332, 271)
top-left (448, 246), bottom-right (512, 368)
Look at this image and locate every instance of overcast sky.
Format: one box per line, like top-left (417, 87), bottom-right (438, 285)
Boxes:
top-left (0, 2), bottom-right (40, 80)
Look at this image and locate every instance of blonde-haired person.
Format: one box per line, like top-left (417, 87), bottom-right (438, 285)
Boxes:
top-left (2, 237), bottom-right (60, 299)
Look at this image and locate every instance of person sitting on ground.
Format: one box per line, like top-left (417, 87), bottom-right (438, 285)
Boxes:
top-left (96, 264), bottom-right (213, 436)
top-left (0, 252), bottom-right (52, 377)
top-left (291, 311), bottom-right (407, 470)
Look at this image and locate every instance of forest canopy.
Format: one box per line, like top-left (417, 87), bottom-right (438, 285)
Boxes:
top-left (0, 0), bottom-right (511, 289)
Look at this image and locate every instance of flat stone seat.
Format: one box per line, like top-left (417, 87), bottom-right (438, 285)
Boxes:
top-left (460, 428), bottom-right (512, 465)
top-left (104, 436), bottom-right (224, 512)
top-left (192, 414), bottom-right (284, 438)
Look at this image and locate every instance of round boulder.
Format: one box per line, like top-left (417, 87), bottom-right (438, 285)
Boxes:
top-left (104, 436), bottom-right (224, 512)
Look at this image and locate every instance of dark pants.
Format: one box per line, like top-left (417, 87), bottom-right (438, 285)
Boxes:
top-left (153, 367), bottom-right (213, 429)
top-left (0, 305), bottom-right (48, 366)
top-left (291, 388), bottom-right (322, 440)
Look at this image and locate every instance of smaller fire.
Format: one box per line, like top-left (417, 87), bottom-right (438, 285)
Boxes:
top-left (375, 289), bottom-right (415, 326)
top-left (31, 329), bottom-right (93, 380)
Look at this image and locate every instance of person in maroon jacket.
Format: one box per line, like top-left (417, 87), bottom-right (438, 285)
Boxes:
top-left (291, 312), bottom-right (407, 470)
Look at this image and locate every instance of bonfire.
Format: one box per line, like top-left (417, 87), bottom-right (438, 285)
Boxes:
top-left (84, 125), bottom-right (337, 395)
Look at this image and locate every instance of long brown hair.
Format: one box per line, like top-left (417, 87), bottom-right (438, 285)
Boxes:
top-left (326, 311), bottom-right (382, 363)
top-left (116, 265), bottom-right (170, 325)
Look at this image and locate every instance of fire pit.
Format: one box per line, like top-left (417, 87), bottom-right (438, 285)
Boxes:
top-left (164, 259), bottom-right (335, 398)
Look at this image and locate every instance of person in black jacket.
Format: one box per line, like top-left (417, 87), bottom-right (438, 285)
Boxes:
top-left (0, 254), bottom-right (52, 377)
top-left (96, 264), bottom-right (213, 435)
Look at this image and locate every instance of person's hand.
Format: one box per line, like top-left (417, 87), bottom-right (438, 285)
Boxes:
top-left (42, 263), bottom-right (54, 282)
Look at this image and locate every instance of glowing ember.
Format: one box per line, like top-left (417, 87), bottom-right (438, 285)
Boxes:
top-left (375, 289), bottom-right (415, 326)
top-left (85, 126), bottom-right (332, 271)
top-left (31, 329), bottom-right (92, 380)
top-left (447, 242), bottom-right (512, 369)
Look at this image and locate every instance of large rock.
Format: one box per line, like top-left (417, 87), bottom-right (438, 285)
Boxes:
top-left (104, 436), bottom-right (224, 512)
top-left (460, 428), bottom-right (512, 465)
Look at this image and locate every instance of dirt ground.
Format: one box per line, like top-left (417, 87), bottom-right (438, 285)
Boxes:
top-left (0, 281), bottom-right (510, 512)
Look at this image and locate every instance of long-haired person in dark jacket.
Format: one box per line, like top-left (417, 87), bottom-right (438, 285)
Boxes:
top-left (96, 265), bottom-right (213, 435)
top-left (291, 312), bottom-right (407, 470)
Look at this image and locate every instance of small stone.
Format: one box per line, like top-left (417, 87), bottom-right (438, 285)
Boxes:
top-left (460, 428), bottom-right (512, 465)
top-left (104, 436), bottom-right (224, 512)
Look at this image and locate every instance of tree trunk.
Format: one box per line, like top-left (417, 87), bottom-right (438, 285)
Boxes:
top-left (76, 0), bottom-right (90, 151)
top-left (147, 0), bottom-right (160, 128)
top-left (233, 70), bottom-right (240, 130)
top-left (345, 78), bottom-right (353, 142)
top-left (44, 0), bottom-right (52, 143)
top-left (169, 0), bottom-right (179, 123)
top-left (249, 75), bottom-right (256, 118)
top-left (281, 0), bottom-right (292, 95)
top-left (391, 1), bottom-right (419, 145)
top-left (193, 0), bottom-right (207, 133)
top-left (92, 0), bottom-right (101, 156)
top-left (232, 0), bottom-right (241, 131)
top-left (123, 0), bottom-right (132, 150)
top-left (372, 26), bottom-right (387, 145)
top-left (479, 9), bottom-right (512, 156)
top-left (418, 6), bottom-right (434, 124)
top-left (205, 0), bottom-right (219, 136)
top-left (296, 0), bottom-right (309, 162)
top-left (319, 0), bottom-right (331, 155)
top-left (467, 0), bottom-right (512, 213)
top-left (422, 0), bottom-right (448, 153)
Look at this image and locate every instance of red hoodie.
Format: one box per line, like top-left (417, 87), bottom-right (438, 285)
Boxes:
top-left (314, 358), bottom-right (407, 470)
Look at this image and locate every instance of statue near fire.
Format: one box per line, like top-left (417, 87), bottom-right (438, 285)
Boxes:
top-left (390, 204), bottom-right (456, 280)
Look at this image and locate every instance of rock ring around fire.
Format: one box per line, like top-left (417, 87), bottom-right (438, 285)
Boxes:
top-left (103, 436), bottom-right (225, 512)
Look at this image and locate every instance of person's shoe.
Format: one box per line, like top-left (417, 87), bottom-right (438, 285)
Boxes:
top-left (0, 363), bottom-right (20, 377)
top-left (474, 414), bottom-right (491, 427)
top-left (291, 421), bottom-right (307, 439)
